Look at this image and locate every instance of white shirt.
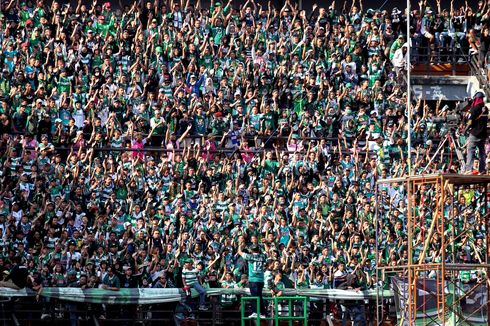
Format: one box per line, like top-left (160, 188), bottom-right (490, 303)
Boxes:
top-left (392, 47), bottom-right (407, 69)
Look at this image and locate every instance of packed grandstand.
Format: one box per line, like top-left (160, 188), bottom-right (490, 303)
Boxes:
top-left (0, 0), bottom-right (489, 324)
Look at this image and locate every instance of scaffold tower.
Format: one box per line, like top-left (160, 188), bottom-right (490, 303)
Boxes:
top-left (375, 174), bottom-right (490, 325)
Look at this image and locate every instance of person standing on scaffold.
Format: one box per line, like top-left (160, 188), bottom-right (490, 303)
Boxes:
top-left (465, 91), bottom-right (488, 174)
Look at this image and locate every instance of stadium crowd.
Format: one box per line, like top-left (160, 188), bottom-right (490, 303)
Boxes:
top-left (0, 0), bottom-right (488, 323)
top-left (411, 0), bottom-right (490, 65)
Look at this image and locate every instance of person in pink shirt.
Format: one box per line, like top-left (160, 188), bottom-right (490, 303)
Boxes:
top-left (202, 134), bottom-right (217, 162)
top-left (22, 134), bottom-right (38, 160)
top-left (240, 139), bottom-right (254, 164)
top-left (132, 133), bottom-right (146, 161)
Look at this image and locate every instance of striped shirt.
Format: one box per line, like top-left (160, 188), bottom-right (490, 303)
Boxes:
top-left (182, 267), bottom-right (199, 286)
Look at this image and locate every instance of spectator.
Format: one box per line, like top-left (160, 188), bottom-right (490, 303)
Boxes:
top-left (0, 0), bottom-right (487, 324)
top-left (238, 243), bottom-right (267, 319)
top-left (465, 91), bottom-right (488, 174)
top-left (391, 43), bottom-right (408, 78)
top-left (0, 256), bottom-right (29, 289)
top-left (182, 258), bottom-right (208, 311)
top-left (102, 267), bottom-right (120, 291)
top-left (152, 272), bottom-right (175, 288)
top-left (338, 270), bottom-right (367, 326)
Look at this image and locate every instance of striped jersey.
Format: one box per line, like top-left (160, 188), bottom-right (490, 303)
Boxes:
top-left (182, 267), bottom-right (199, 286)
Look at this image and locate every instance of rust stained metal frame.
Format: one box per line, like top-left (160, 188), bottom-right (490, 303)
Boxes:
top-left (375, 173), bottom-right (490, 325)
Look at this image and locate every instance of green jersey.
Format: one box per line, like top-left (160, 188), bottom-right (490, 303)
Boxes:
top-left (460, 270), bottom-right (475, 283)
top-left (242, 253), bottom-right (267, 282)
top-left (103, 274), bottom-right (120, 289)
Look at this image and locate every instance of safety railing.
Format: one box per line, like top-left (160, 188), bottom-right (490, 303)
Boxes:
top-left (468, 52), bottom-right (490, 100)
top-left (412, 44), bottom-right (471, 65)
top-left (0, 295), bottom-right (390, 325)
top-left (240, 296), bottom-right (308, 326)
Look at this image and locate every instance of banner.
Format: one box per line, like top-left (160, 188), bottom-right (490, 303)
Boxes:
top-left (41, 288), bottom-right (184, 305)
top-left (0, 287), bottom-right (36, 297)
top-left (0, 287), bottom-right (393, 305)
top-left (392, 277), bottom-right (488, 325)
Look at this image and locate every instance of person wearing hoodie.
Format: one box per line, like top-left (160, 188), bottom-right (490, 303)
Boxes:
top-left (391, 43), bottom-right (408, 78)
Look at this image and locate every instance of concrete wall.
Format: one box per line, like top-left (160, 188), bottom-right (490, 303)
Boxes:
top-left (412, 76), bottom-right (479, 101)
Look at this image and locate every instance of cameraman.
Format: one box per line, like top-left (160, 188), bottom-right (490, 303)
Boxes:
top-left (465, 91), bottom-right (488, 174)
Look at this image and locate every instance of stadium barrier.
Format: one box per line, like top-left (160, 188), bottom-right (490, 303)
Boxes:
top-left (241, 296), bottom-right (309, 326)
top-left (0, 287), bottom-right (393, 304)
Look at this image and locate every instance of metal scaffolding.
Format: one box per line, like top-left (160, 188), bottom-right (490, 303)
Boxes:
top-left (375, 173), bottom-right (490, 325)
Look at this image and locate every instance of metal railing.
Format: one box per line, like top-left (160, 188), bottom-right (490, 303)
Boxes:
top-left (412, 44), bottom-right (471, 64)
top-left (468, 53), bottom-right (490, 100)
top-left (240, 296), bottom-right (309, 326)
top-left (0, 295), bottom-right (388, 325)
top-left (0, 133), bottom-right (450, 158)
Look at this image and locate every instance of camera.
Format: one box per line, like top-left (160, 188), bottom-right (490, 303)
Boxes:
top-left (430, 114), bottom-right (460, 124)
top-left (428, 102), bottom-right (465, 127)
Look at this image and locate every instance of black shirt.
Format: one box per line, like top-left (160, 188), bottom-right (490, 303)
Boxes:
top-left (6, 264), bottom-right (29, 288)
top-left (480, 35), bottom-right (490, 55)
top-left (469, 101), bottom-right (488, 138)
top-left (116, 271), bottom-right (142, 288)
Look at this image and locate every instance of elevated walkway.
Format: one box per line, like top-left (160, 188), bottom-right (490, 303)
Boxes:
top-left (410, 50), bottom-right (487, 101)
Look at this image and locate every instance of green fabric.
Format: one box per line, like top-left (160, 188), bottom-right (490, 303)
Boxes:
top-left (242, 253), bottom-right (267, 282)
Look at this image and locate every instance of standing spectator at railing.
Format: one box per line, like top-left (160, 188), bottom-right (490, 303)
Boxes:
top-left (338, 270), bottom-right (367, 326)
top-left (433, 12), bottom-right (445, 51)
top-left (389, 34), bottom-right (405, 61)
top-left (410, 6), bottom-right (423, 60)
top-left (219, 271), bottom-right (238, 307)
top-left (101, 266), bottom-right (120, 320)
top-left (434, 0), bottom-right (450, 50)
top-left (153, 272), bottom-right (175, 288)
top-left (468, 28), bottom-right (481, 56)
top-left (101, 266), bottom-right (120, 291)
top-left (238, 243), bottom-right (267, 319)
